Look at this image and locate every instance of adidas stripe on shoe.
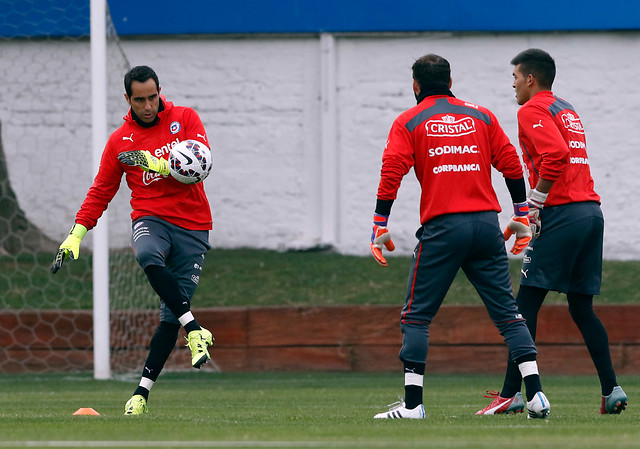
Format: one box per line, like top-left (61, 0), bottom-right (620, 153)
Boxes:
top-left (374, 398), bottom-right (425, 419)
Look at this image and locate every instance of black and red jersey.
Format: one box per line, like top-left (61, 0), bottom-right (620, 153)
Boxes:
top-left (517, 91), bottom-right (600, 206)
top-left (377, 95), bottom-right (523, 224)
top-left (75, 97), bottom-right (212, 231)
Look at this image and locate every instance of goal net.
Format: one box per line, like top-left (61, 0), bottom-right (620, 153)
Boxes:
top-left (0, 0), bottom-right (159, 375)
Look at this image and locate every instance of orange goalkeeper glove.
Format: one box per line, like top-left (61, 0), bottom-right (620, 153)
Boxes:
top-left (370, 214), bottom-right (395, 267)
top-left (504, 202), bottom-right (532, 255)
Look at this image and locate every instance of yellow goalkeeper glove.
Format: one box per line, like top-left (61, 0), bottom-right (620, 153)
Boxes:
top-left (51, 224), bottom-right (88, 274)
top-left (118, 150), bottom-right (170, 176)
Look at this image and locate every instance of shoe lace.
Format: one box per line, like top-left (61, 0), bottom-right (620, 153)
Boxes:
top-left (483, 390), bottom-right (500, 399)
top-left (185, 334), bottom-right (203, 350)
top-left (386, 395), bottom-right (405, 411)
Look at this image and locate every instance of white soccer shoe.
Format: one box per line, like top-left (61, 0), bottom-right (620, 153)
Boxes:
top-left (374, 398), bottom-right (425, 419)
top-left (526, 391), bottom-right (550, 419)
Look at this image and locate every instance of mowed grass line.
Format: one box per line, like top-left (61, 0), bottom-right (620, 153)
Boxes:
top-left (0, 372), bottom-right (638, 448)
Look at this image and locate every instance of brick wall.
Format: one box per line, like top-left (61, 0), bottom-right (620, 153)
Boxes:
top-left (1, 305), bottom-right (638, 375)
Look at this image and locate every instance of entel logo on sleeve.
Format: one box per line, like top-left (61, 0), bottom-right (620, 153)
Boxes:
top-left (425, 115), bottom-right (476, 137)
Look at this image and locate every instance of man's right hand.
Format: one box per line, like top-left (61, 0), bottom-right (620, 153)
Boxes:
top-left (504, 202), bottom-right (532, 254)
top-left (527, 189), bottom-right (548, 238)
top-left (51, 224), bottom-right (88, 274)
top-left (118, 150), bottom-right (170, 176)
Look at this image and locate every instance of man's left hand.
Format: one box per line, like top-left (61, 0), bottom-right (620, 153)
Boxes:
top-left (370, 214), bottom-right (395, 267)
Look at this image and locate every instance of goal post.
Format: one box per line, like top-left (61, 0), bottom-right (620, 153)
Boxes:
top-left (0, 0), bottom-right (139, 377)
top-left (91, 0), bottom-right (111, 380)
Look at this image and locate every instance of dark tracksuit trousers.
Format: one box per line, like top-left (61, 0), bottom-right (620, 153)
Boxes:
top-left (399, 211), bottom-right (537, 366)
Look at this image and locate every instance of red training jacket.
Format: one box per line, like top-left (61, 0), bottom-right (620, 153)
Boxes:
top-left (75, 97), bottom-right (213, 231)
top-left (377, 95), bottom-right (523, 224)
top-left (517, 91), bottom-right (600, 206)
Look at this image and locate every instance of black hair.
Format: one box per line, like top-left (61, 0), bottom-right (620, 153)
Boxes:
top-left (511, 48), bottom-right (556, 90)
top-left (124, 66), bottom-right (159, 97)
top-left (411, 54), bottom-right (451, 90)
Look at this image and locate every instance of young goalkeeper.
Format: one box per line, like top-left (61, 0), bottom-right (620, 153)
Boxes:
top-left (51, 65), bottom-right (214, 416)
top-left (477, 48), bottom-right (626, 416)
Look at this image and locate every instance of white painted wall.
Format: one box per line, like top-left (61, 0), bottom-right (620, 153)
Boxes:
top-left (1, 32), bottom-right (639, 259)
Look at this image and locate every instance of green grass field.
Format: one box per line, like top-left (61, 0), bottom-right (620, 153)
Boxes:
top-left (2, 249), bottom-right (640, 309)
top-left (0, 372), bottom-right (637, 449)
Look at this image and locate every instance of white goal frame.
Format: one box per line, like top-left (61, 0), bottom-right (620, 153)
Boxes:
top-left (91, 0), bottom-right (111, 380)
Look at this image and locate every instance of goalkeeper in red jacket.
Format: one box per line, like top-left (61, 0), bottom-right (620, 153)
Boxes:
top-left (477, 48), bottom-right (626, 416)
top-left (371, 54), bottom-right (549, 420)
top-left (51, 66), bottom-right (214, 416)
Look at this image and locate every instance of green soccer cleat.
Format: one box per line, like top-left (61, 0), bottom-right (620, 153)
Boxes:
top-left (124, 394), bottom-right (148, 416)
top-left (185, 327), bottom-right (214, 369)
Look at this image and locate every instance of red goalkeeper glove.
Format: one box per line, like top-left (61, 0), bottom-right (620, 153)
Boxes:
top-left (370, 214), bottom-right (395, 267)
top-left (504, 202), bottom-right (532, 255)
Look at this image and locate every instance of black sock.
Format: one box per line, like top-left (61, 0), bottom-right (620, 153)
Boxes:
top-left (134, 386), bottom-right (150, 401)
top-left (501, 355), bottom-right (523, 398)
top-left (515, 354), bottom-right (542, 401)
top-left (403, 361), bottom-right (425, 409)
top-left (184, 321), bottom-right (201, 333)
top-left (522, 375), bottom-right (542, 401)
top-left (502, 286), bottom-right (546, 398)
top-left (567, 292), bottom-right (617, 396)
top-left (144, 265), bottom-right (199, 330)
top-left (133, 321), bottom-right (180, 400)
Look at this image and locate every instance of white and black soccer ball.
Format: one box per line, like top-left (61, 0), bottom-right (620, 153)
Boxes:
top-left (168, 139), bottom-right (212, 184)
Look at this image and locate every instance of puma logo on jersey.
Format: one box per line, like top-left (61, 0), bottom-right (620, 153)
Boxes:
top-left (123, 133), bottom-right (134, 142)
top-left (533, 120), bottom-right (543, 129)
top-left (521, 269), bottom-right (529, 278)
top-left (197, 133), bottom-right (207, 142)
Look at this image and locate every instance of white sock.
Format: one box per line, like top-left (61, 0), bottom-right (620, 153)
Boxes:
top-left (405, 372), bottom-right (424, 387)
top-left (178, 311), bottom-right (195, 328)
top-left (139, 377), bottom-right (154, 391)
top-left (518, 360), bottom-right (539, 378)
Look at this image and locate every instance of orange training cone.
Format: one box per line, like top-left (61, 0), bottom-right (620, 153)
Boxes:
top-left (73, 407), bottom-right (100, 415)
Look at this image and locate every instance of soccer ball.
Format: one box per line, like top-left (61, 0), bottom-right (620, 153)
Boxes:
top-left (168, 140), bottom-right (212, 184)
